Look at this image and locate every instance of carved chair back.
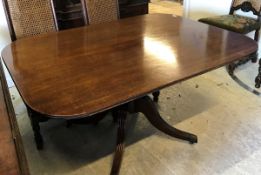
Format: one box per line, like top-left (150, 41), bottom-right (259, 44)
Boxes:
top-left (2, 0), bottom-right (57, 41)
top-left (83, 0), bottom-right (119, 25)
top-left (230, 0), bottom-right (261, 17)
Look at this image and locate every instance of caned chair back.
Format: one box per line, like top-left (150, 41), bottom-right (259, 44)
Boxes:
top-left (2, 0), bottom-right (57, 41)
top-left (84, 0), bottom-right (119, 25)
top-left (230, 0), bottom-right (261, 16)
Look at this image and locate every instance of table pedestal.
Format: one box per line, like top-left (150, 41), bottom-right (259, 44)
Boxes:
top-left (27, 95), bottom-right (197, 174)
top-left (110, 95), bottom-right (197, 175)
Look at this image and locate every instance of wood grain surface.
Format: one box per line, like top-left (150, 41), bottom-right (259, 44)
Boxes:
top-left (1, 14), bottom-right (257, 118)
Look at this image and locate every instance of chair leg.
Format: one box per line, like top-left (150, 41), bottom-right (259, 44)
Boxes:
top-left (255, 59), bottom-right (261, 88)
top-left (111, 108), bottom-right (119, 123)
top-left (27, 107), bottom-right (49, 150)
top-left (250, 52), bottom-right (258, 63)
top-left (30, 115), bottom-right (44, 150)
top-left (227, 63), bottom-right (236, 76)
top-left (254, 29), bottom-right (260, 42)
top-left (252, 29), bottom-right (260, 63)
top-left (152, 91), bottom-right (160, 102)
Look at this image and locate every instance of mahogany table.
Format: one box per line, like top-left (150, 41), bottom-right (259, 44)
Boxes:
top-left (1, 14), bottom-right (257, 175)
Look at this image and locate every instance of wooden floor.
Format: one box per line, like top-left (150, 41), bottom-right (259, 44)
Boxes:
top-left (150, 0), bottom-right (183, 16)
top-left (4, 1), bottom-right (261, 175)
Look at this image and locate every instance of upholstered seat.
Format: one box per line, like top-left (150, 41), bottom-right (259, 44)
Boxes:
top-left (199, 0), bottom-right (261, 77)
top-left (199, 0), bottom-right (261, 41)
top-left (199, 14), bottom-right (260, 34)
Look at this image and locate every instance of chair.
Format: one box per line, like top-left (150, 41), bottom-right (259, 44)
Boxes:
top-left (199, 0), bottom-right (261, 75)
top-left (2, 0), bottom-right (58, 149)
top-left (2, 0), bottom-right (57, 41)
top-left (83, 0), bottom-right (119, 25)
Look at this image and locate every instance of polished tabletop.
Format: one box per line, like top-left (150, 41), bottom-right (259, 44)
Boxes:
top-left (1, 14), bottom-right (257, 118)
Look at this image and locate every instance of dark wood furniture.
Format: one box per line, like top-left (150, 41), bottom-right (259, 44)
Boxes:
top-left (199, 0), bottom-right (261, 76)
top-left (119, 0), bottom-right (148, 18)
top-left (2, 0), bottom-right (57, 40)
top-left (52, 0), bottom-right (85, 30)
top-left (256, 60), bottom-right (261, 87)
top-left (0, 62), bottom-right (29, 174)
top-left (2, 14), bottom-right (257, 174)
top-left (83, 0), bottom-right (119, 24)
top-left (53, 0), bottom-right (148, 29)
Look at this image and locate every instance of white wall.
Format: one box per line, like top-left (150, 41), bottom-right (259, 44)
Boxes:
top-left (184, 0), bottom-right (258, 20)
top-left (0, 1), bottom-right (13, 87)
top-left (184, 0), bottom-right (232, 20)
top-left (0, 1), bottom-right (11, 51)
